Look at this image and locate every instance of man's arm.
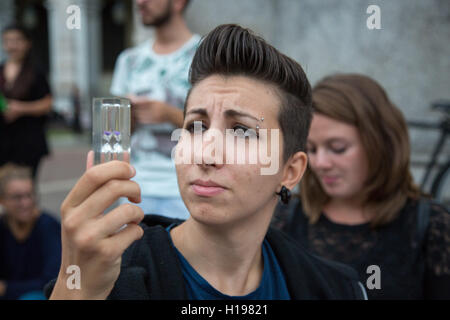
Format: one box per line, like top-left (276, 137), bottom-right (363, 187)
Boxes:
top-left (165, 102), bottom-right (184, 127)
top-left (129, 96), bottom-right (184, 128)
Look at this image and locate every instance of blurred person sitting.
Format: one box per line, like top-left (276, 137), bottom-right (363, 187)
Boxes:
top-left (110, 0), bottom-right (200, 219)
top-left (0, 24), bottom-right (52, 180)
top-left (0, 164), bottom-right (61, 300)
top-left (272, 73), bottom-right (450, 299)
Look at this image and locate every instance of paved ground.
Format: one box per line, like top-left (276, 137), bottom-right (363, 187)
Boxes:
top-left (37, 130), bottom-right (90, 220)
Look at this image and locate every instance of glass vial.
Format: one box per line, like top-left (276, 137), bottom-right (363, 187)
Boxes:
top-left (92, 97), bottom-right (130, 165)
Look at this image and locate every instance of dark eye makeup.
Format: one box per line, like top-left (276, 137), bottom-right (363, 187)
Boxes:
top-left (184, 120), bottom-right (259, 139)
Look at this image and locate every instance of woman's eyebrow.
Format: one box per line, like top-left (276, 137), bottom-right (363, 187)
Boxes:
top-left (185, 108), bottom-right (208, 117)
top-left (185, 108), bottom-right (259, 122)
top-left (224, 109), bottom-right (258, 122)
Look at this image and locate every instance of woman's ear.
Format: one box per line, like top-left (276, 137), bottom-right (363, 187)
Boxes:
top-left (280, 151), bottom-right (308, 191)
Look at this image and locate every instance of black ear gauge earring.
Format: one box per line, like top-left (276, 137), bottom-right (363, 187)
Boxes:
top-left (276, 186), bottom-right (291, 204)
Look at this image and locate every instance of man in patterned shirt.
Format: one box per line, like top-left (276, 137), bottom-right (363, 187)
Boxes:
top-left (111, 0), bottom-right (200, 219)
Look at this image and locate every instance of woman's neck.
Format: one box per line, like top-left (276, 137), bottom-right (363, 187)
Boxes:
top-left (170, 213), bottom-right (271, 296)
top-left (323, 197), bottom-right (373, 225)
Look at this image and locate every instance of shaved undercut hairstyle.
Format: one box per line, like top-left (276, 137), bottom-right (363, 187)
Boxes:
top-left (185, 24), bottom-right (312, 163)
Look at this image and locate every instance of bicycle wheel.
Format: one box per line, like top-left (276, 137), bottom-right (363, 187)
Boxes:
top-left (431, 161), bottom-right (450, 208)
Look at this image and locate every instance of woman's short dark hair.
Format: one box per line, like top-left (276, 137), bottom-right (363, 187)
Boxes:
top-left (186, 24), bottom-right (312, 163)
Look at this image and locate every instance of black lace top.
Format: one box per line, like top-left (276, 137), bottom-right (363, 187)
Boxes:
top-left (271, 197), bottom-right (450, 299)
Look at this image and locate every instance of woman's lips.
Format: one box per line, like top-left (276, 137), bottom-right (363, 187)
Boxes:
top-left (321, 176), bottom-right (339, 185)
top-left (191, 180), bottom-right (226, 197)
top-left (191, 184), bottom-right (225, 196)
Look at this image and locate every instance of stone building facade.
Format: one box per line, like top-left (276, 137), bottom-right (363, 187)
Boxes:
top-left (0, 0), bottom-right (449, 186)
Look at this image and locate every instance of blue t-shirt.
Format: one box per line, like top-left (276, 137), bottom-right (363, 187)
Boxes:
top-left (166, 225), bottom-right (290, 300)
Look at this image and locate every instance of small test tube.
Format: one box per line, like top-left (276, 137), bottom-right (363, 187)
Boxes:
top-left (92, 98), bottom-right (130, 165)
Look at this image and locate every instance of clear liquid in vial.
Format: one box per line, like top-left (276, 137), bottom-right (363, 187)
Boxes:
top-left (93, 98), bottom-right (130, 165)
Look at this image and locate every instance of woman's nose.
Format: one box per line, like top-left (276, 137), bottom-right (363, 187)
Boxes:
top-left (194, 127), bottom-right (225, 169)
top-left (311, 149), bottom-right (333, 170)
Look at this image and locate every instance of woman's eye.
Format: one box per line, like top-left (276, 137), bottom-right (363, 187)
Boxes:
top-left (186, 121), bottom-right (207, 133)
top-left (306, 146), bottom-right (316, 154)
top-left (331, 146), bottom-right (347, 154)
top-left (233, 125), bottom-right (258, 138)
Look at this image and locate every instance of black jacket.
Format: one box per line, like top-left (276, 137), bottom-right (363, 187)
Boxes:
top-left (45, 215), bottom-right (367, 300)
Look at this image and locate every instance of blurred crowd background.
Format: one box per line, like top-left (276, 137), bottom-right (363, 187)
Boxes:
top-left (0, 0), bottom-right (448, 219)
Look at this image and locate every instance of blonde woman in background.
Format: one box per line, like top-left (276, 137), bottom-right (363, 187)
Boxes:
top-left (273, 73), bottom-right (449, 299)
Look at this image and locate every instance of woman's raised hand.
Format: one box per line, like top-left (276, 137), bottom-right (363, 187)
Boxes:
top-left (50, 151), bottom-right (144, 299)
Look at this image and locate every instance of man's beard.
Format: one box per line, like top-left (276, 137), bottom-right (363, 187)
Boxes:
top-left (142, 1), bottom-right (173, 27)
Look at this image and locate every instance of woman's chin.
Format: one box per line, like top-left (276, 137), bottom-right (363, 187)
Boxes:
top-left (187, 203), bottom-right (235, 227)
